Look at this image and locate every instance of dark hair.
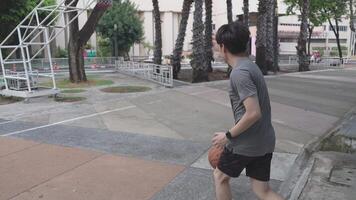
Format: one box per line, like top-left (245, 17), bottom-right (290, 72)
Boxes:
top-left (215, 21), bottom-right (250, 55)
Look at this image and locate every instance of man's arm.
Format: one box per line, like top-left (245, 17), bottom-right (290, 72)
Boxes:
top-left (229, 95), bottom-right (261, 138)
top-left (212, 95), bottom-right (261, 147)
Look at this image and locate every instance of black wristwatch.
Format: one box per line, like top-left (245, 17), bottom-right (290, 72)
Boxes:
top-left (225, 131), bottom-right (232, 140)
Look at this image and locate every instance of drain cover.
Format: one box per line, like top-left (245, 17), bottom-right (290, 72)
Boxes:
top-left (330, 168), bottom-right (356, 186)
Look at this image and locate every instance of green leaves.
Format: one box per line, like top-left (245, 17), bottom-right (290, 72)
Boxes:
top-left (96, 0), bottom-right (144, 56)
top-left (0, 0), bottom-right (56, 43)
top-left (284, 0), bottom-right (347, 26)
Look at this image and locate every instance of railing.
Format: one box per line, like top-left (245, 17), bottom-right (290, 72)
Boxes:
top-left (279, 56), bottom-right (346, 67)
top-left (115, 59), bottom-right (173, 88)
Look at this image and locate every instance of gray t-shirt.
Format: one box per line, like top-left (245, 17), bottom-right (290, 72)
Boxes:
top-left (226, 58), bottom-right (275, 157)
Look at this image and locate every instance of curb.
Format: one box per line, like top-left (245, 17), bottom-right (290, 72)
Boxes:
top-left (278, 106), bottom-right (356, 199)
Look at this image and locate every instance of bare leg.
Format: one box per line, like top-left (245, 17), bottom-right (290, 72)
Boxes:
top-left (250, 178), bottom-right (284, 200)
top-left (214, 168), bottom-right (232, 200)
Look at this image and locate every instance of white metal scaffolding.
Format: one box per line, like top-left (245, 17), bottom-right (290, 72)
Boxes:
top-left (0, 0), bottom-right (97, 98)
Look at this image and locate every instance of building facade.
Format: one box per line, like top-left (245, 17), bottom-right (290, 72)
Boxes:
top-left (52, 0), bottom-right (355, 58)
top-left (130, 0), bottom-right (355, 58)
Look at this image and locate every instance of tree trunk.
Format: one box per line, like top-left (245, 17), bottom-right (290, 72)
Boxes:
top-left (256, 0), bottom-right (268, 75)
top-left (205, 0), bottom-right (213, 72)
top-left (226, 0), bottom-right (233, 23)
top-left (272, 0), bottom-right (279, 72)
top-left (152, 0), bottom-right (162, 65)
top-left (328, 17), bottom-right (343, 63)
top-left (265, 0), bottom-right (274, 71)
top-left (297, 0), bottom-right (310, 72)
top-left (172, 0), bottom-right (193, 79)
top-left (307, 25), bottom-right (314, 57)
top-left (191, 0), bottom-right (208, 82)
top-left (226, 0), bottom-right (233, 75)
top-left (66, 0), bottom-right (109, 83)
top-left (243, 0), bottom-right (250, 56)
top-left (243, 0), bottom-right (249, 27)
top-left (350, 0), bottom-right (355, 32)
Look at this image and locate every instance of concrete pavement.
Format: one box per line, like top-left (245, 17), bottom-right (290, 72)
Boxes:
top-left (0, 68), bottom-right (355, 199)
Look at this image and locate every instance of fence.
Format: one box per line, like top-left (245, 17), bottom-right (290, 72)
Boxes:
top-left (115, 59), bottom-right (173, 88)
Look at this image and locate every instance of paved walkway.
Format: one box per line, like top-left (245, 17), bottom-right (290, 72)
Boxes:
top-left (0, 68), bottom-right (355, 199)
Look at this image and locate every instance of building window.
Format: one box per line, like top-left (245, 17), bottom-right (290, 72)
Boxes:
top-left (329, 25), bottom-right (348, 32)
top-left (212, 24), bottom-right (216, 31)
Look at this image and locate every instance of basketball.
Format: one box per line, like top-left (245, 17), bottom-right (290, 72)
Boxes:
top-left (208, 146), bottom-right (223, 169)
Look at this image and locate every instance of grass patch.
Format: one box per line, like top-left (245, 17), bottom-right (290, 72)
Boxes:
top-left (41, 79), bottom-right (114, 89)
top-left (61, 89), bottom-right (86, 93)
top-left (100, 86), bottom-right (151, 93)
top-left (0, 95), bottom-right (23, 105)
top-left (54, 96), bottom-right (86, 103)
top-left (320, 135), bottom-right (356, 154)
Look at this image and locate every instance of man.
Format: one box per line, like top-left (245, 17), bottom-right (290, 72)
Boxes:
top-left (211, 21), bottom-right (284, 200)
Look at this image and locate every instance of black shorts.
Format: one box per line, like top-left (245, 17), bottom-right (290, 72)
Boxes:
top-left (217, 147), bottom-right (273, 182)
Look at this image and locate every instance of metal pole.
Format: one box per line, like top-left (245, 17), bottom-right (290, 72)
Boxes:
top-left (114, 24), bottom-right (118, 60)
top-left (17, 28), bottom-right (32, 92)
top-left (0, 49), bottom-right (9, 90)
top-left (44, 28), bottom-right (57, 89)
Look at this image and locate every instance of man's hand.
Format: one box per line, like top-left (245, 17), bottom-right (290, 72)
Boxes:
top-left (212, 132), bottom-right (228, 148)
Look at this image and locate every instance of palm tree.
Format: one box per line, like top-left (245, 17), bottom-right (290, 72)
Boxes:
top-left (226, 0), bottom-right (233, 23)
top-left (172, 0), bottom-right (193, 79)
top-left (297, 0), bottom-right (310, 71)
top-left (152, 0), bottom-right (162, 65)
top-left (243, 0), bottom-right (251, 56)
top-left (191, 0), bottom-right (208, 82)
top-left (243, 0), bottom-right (249, 27)
top-left (272, 0), bottom-right (279, 72)
top-left (256, 0), bottom-right (268, 74)
top-left (205, 0), bottom-right (213, 72)
top-left (266, 0), bottom-right (274, 70)
top-left (226, 0), bottom-right (233, 76)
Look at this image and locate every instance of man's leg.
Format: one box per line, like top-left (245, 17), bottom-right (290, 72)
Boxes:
top-left (250, 178), bottom-right (284, 200)
top-left (214, 168), bottom-right (232, 200)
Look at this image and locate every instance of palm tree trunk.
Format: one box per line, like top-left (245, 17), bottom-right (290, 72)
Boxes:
top-left (243, 0), bottom-right (251, 56)
top-left (243, 0), bottom-right (249, 27)
top-left (152, 0), bottom-right (162, 65)
top-left (205, 0), bottom-right (213, 72)
top-left (226, 0), bottom-right (233, 76)
top-left (297, 0), bottom-right (310, 71)
top-left (172, 0), bottom-right (193, 79)
top-left (191, 0), bottom-right (208, 82)
top-left (272, 0), bottom-right (279, 72)
top-left (256, 0), bottom-right (268, 74)
top-left (226, 0), bottom-right (233, 23)
top-left (266, 0), bottom-right (274, 71)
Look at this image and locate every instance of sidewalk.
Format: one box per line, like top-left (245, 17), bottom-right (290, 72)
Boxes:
top-left (0, 68), bottom-right (355, 199)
